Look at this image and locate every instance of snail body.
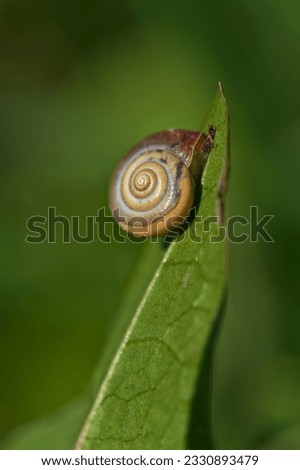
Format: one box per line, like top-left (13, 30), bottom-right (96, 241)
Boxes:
top-left (109, 127), bottom-right (215, 237)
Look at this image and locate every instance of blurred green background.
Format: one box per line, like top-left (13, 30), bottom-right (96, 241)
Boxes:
top-left (0, 0), bottom-right (299, 449)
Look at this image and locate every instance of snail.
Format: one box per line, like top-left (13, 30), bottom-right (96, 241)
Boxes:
top-left (108, 126), bottom-right (216, 237)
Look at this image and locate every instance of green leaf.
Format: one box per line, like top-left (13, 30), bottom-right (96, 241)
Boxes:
top-left (77, 83), bottom-right (230, 450)
top-left (1, 244), bottom-right (164, 450)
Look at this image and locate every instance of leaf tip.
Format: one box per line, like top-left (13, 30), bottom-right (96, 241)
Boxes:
top-left (217, 81), bottom-right (228, 108)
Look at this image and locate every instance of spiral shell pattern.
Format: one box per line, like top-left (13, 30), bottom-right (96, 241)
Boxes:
top-left (109, 148), bottom-right (195, 236)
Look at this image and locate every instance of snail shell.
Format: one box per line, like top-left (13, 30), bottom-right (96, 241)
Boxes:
top-left (109, 128), bottom-right (215, 237)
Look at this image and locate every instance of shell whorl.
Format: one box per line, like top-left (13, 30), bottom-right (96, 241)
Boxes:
top-left (109, 129), bottom-right (211, 237)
